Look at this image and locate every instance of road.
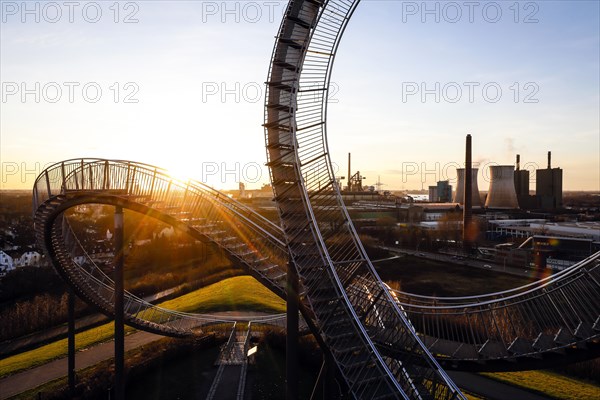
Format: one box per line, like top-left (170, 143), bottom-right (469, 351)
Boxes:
top-left (380, 246), bottom-right (538, 279)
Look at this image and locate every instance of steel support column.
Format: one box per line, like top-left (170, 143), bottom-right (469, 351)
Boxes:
top-left (114, 206), bottom-right (125, 400)
top-left (286, 258), bottom-right (299, 400)
top-left (68, 288), bottom-right (75, 394)
top-left (324, 353), bottom-right (337, 399)
top-left (463, 134), bottom-right (473, 252)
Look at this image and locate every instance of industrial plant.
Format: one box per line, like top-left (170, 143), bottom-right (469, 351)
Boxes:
top-left (233, 135), bottom-right (597, 276)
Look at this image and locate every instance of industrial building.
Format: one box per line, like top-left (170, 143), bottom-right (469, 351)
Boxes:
top-left (536, 151), bottom-right (563, 209)
top-left (454, 168), bottom-right (482, 207)
top-left (430, 180), bottom-right (452, 202)
top-left (428, 186), bottom-right (438, 202)
top-left (513, 154), bottom-right (533, 209)
top-left (485, 165), bottom-right (519, 209)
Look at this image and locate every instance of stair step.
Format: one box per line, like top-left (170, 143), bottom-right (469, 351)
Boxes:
top-left (554, 327), bottom-right (575, 345)
top-left (478, 339), bottom-right (508, 358)
top-left (287, 16), bottom-right (310, 29)
top-left (267, 103), bottom-right (293, 112)
top-left (593, 316), bottom-right (600, 331)
top-left (427, 339), bottom-right (460, 358)
top-left (507, 337), bottom-right (535, 355)
top-left (273, 60), bottom-right (299, 72)
top-left (332, 345), bottom-right (363, 356)
top-left (574, 321), bottom-right (594, 339)
top-left (279, 37), bottom-right (304, 49)
top-left (533, 333), bottom-right (561, 352)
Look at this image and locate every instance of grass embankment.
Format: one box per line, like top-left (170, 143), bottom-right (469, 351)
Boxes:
top-left (0, 276), bottom-right (284, 378)
top-left (482, 370), bottom-right (600, 400)
top-left (375, 255), bottom-right (533, 296)
top-left (158, 275), bottom-right (285, 314)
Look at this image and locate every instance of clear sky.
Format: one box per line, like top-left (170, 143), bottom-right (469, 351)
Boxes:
top-left (1, 0), bottom-right (598, 191)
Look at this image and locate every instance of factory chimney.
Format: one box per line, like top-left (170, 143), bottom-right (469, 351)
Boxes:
top-left (516, 154), bottom-right (520, 170)
top-left (463, 134), bottom-right (473, 251)
top-left (547, 151), bottom-right (551, 169)
top-left (347, 153), bottom-right (351, 191)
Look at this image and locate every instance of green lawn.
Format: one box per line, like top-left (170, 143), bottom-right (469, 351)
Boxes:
top-left (157, 275), bottom-right (285, 314)
top-left (0, 276), bottom-right (284, 378)
top-left (482, 370), bottom-right (600, 400)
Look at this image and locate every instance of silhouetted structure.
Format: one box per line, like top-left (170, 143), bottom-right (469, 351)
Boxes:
top-left (514, 154), bottom-right (533, 209)
top-left (462, 135), bottom-right (474, 251)
top-left (33, 159), bottom-right (600, 400)
top-left (428, 185), bottom-right (438, 202)
top-left (454, 168), bottom-right (481, 207)
top-left (514, 155), bottom-right (529, 196)
top-left (536, 151), bottom-right (563, 209)
top-left (485, 165), bottom-right (519, 209)
top-left (436, 180), bottom-right (453, 202)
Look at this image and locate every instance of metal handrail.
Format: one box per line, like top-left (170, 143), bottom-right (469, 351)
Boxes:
top-left (33, 159), bottom-right (294, 337)
top-left (264, 0), bottom-right (464, 398)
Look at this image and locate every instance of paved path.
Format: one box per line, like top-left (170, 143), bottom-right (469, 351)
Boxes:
top-left (0, 311), bottom-right (279, 399)
top-left (0, 286), bottom-right (180, 358)
top-left (0, 331), bottom-right (162, 399)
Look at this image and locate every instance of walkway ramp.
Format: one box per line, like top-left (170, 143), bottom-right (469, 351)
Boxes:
top-left (207, 323), bottom-right (252, 400)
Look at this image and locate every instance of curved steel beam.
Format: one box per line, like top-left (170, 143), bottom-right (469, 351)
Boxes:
top-left (264, 1), bottom-right (464, 398)
top-left (33, 159), bottom-right (296, 338)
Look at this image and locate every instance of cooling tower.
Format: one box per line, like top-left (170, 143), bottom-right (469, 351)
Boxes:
top-left (485, 165), bottom-right (519, 209)
top-left (454, 168), bottom-right (482, 207)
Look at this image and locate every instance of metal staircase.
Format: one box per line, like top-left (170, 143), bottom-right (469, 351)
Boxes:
top-left (390, 252), bottom-right (600, 371)
top-left (29, 0), bottom-right (600, 398)
top-left (264, 0), bottom-right (464, 398)
top-left (33, 159), bottom-right (293, 338)
top-left (33, 159), bottom-right (600, 375)
top-left (207, 322), bottom-right (252, 400)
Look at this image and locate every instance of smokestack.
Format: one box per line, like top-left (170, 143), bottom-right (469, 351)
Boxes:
top-left (516, 154), bottom-right (520, 171)
top-left (547, 151), bottom-right (551, 169)
top-left (347, 153), bottom-right (351, 191)
top-left (463, 134), bottom-right (472, 251)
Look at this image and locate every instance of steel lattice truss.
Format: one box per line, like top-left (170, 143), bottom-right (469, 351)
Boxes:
top-left (31, 1), bottom-right (600, 399)
top-left (263, 0), bottom-right (600, 398)
top-left (33, 159), bottom-right (600, 399)
top-left (264, 0), bottom-right (464, 398)
top-left (33, 159), bottom-right (296, 337)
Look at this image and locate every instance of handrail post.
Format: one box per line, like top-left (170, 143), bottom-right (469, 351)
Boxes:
top-left (61, 162), bottom-right (67, 192)
top-left (45, 170), bottom-right (51, 197)
top-left (104, 160), bottom-right (110, 190)
top-left (286, 257), bottom-right (299, 400)
top-left (68, 288), bottom-right (76, 395)
top-left (80, 159), bottom-right (84, 189)
top-left (125, 162), bottom-right (131, 194)
top-left (114, 206), bottom-right (125, 400)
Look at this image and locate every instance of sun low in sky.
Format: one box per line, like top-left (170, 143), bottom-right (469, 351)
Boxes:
top-left (1, 1), bottom-right (598, 191)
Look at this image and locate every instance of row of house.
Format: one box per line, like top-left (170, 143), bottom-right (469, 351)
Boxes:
top-left (0, 251), bottom-right (44, 275)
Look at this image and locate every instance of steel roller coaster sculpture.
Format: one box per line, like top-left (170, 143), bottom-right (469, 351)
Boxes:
top-left (33, 1), bottom-right (600, 399)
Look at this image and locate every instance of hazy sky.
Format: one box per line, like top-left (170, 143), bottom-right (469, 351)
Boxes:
top-left (1, 0), bottom-right (599, 191)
